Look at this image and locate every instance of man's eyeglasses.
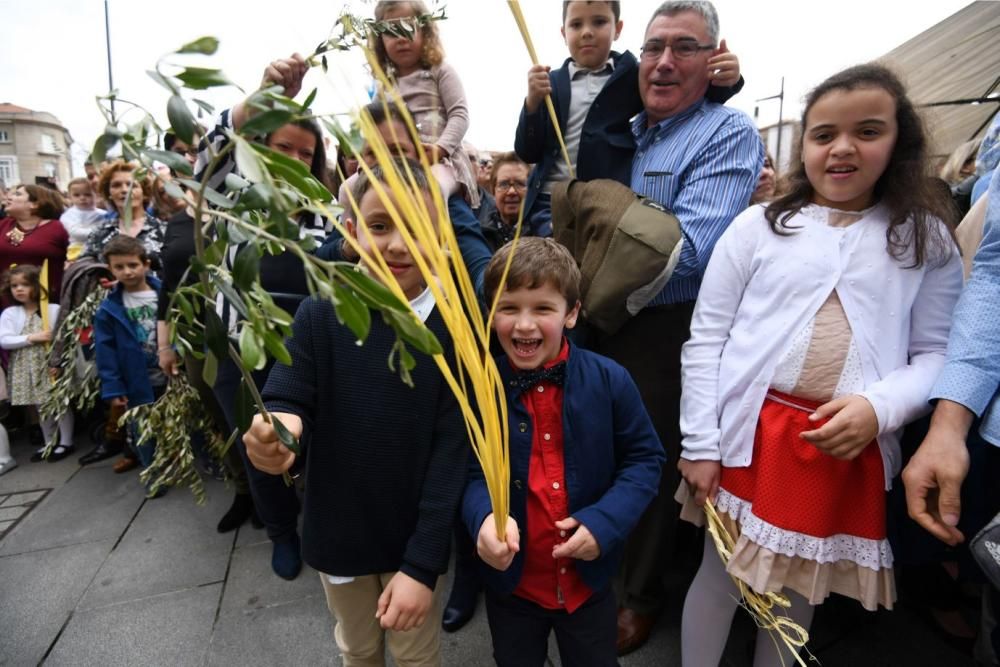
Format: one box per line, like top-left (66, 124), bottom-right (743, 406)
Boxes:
top-left (640, 38), bottom-right (714, 60)
top-left (496, 180), bottom-right (527, 192)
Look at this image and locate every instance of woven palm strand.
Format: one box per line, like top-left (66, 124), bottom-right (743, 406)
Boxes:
top-left (704, 500), bottom-right (816, 666)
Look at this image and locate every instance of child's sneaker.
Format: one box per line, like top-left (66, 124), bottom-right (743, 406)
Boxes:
top-left (0, 458), bottom-right (16, 476)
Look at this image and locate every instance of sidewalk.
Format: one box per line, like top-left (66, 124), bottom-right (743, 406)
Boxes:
top-left (0, 428), bottom-right (977, 666)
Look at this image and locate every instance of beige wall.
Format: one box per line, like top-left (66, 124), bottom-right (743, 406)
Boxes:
top-left (0, 111), bottom-right (73, 190)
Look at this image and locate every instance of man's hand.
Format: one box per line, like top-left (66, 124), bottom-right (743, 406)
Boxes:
top-left (477, 514), bottom-right (520, 571)
top-left (243, 412), bottom-right (302, 475)
top-left (800, 394), bottom-right (879, 460)
top-left (525, 64), bottom-right (552, 114)
top-left (552, 517), bottom-right (600, 561)
top-left (261, 53), bottom-right (309, 98)
top-left (110, 396), bottom-right (128, 409)
top-left (375, 571), bottom-right (433, 631)
top-left (678, 458), bottom-right (721, 507)
top-left (902, 400), bottom-right (974, 546)
top-left (707, 39), bottom-right (740, 87)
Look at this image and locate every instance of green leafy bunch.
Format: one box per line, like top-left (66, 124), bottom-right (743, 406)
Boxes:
top-left (40, 285), bottom-right (110, 457)
top-left (89, 34), bottom-right (445, 491)
top-left (122, 375), bottom-right (231, 503)
top-left (310, 4), bottom-right (448, 72)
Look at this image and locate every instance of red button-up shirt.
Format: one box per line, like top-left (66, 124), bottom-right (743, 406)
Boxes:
top-left (512, 341), bottom-right (592, 612)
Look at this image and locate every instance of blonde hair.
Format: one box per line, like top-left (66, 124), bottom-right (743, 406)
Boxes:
top-left (371, 1), bottom-right (445, 74)
top-left (939, 139), bottom-right (981, 184)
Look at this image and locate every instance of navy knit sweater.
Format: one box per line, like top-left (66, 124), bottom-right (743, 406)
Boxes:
top-left (262, 296), bottom-right (468, 589)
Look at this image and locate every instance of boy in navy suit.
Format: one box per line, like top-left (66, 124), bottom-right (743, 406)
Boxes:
top-left (464, 238), bottom-right (664, 666)
top-left (514, 0), bottom-right (742, 232)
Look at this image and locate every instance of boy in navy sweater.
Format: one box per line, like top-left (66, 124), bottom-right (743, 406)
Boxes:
top-left (244, 160), bottom-right (468, 665)
top-left (515, 0), bottom-right (743, 232)
top-left (464, 238), bottom-right (664, 666)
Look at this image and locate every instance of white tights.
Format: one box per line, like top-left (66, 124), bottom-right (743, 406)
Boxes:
top-left (681, 532), bottom-right (816, 667)
top-left (38, 409), bottom-right (74, 450)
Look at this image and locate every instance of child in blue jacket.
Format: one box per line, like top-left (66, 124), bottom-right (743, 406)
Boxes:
top-left (464, 238), bottom-right (664, 666)
top-left (94, 235), bottom-right (166, 473)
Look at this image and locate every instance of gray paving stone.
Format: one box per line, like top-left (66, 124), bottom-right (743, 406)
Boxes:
top-left (0, 504), bottom-right (28, 521)
top-left (0, 467), bottom-right (145, 556)
top-left (0, 539), bottom-right (114, 666)
top-left (221, 539), bottom-right (318, 614)
top-left (46, 583), bottom-right (222, 667)
top-left (439, 595), bottom-right (494, 666)
top-left (0, 493), bottom-right (8, 505)
top-left (234, 520), bottom-right (269, 549)
top-left (5, 488), bottom-right (47, 505)
top-left (78, 481), bottom-right (234, 610)
top-left (0, 519), bottom-right (14, 533)
top-left (209, 592), bottom-right (338, 666)
top-left (0, 441), bottom-right (88, 494)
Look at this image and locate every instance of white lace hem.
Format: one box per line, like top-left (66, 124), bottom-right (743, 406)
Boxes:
top-left (716, 488), bottom-right (893, 571)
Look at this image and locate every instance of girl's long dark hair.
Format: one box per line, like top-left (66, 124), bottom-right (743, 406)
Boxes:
top-left (765, 63), bottom-right (954, 268)
top-left (265, 117), bottom-right (331, 191)
top-left (2, 264), bottom-right (47, 303)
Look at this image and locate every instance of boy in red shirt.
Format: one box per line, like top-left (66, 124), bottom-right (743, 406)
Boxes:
top-left (463, 238), bottom-right (663, 666)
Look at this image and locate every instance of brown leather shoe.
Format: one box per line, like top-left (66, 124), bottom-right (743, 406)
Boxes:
top-left (112, 456), bottom-right (139, 474)
top-left (616, 607), bottom-right (657, 656)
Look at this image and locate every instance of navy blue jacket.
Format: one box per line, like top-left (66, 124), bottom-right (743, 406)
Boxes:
top-left (462, 343), bottom-right (664, 595)
top-left (514, 51), bottom-right (745, 222)
top-left (94, 276), bottom-right (162, 406)
top-left (515, 51), bottom-right (642, 224)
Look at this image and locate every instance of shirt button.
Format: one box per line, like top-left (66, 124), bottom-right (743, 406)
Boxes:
top-left (560, 567), bottom-right (566, 574)
top-left (537, 386), bottom-right (544, 393)
top-left (544, 433), bottom-right (551, 441)
top-left (519, 422), bottom-right (527, 433)
top-left (552, 482), bottom-right (560, 490)
top-left (560, 530), bottom-right (566, 537)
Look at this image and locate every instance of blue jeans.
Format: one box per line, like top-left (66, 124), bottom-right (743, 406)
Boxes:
top-left (130, 384), bottom-right (166, 468)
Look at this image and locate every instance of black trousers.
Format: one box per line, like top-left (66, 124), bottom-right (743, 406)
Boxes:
top-left (594, 302), bottom-right (695, 615)
top-left (213, 355), bottom-right (300, 543)
top-left (484, 587), bottom-right (618, 667)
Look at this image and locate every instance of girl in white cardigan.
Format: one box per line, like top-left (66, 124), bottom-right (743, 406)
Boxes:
top-left (677, 64), bottom-right (964, 667)
top-left (0, 265), bottom-right (73, 462)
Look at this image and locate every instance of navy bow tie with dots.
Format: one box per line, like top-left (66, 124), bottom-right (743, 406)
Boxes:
top-left (508, 361), bottom-right (566, 394)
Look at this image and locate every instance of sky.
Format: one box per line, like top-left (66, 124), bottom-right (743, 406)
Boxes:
top-left (1, 0), bottom-right (975, 176)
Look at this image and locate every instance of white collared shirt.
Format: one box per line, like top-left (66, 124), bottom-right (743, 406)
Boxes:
top-left (542, 58), bottom-right (615, 191)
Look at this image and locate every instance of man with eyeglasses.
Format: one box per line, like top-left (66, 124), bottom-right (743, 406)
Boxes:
top-left (480, 152), bottom-right (539, 251)
top-left (589, 0), bottom-right (764, 655)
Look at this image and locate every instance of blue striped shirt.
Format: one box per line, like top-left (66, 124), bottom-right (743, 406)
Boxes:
top-left (630, 99), bottom-right (763, 305)
top-left (931, 167), bottom-right (1000, 446)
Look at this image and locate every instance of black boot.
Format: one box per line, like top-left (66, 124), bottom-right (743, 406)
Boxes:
top-left (217, 492), bottom-right (254, 533)
top-left (442, 524), bottom-right (482, 632)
